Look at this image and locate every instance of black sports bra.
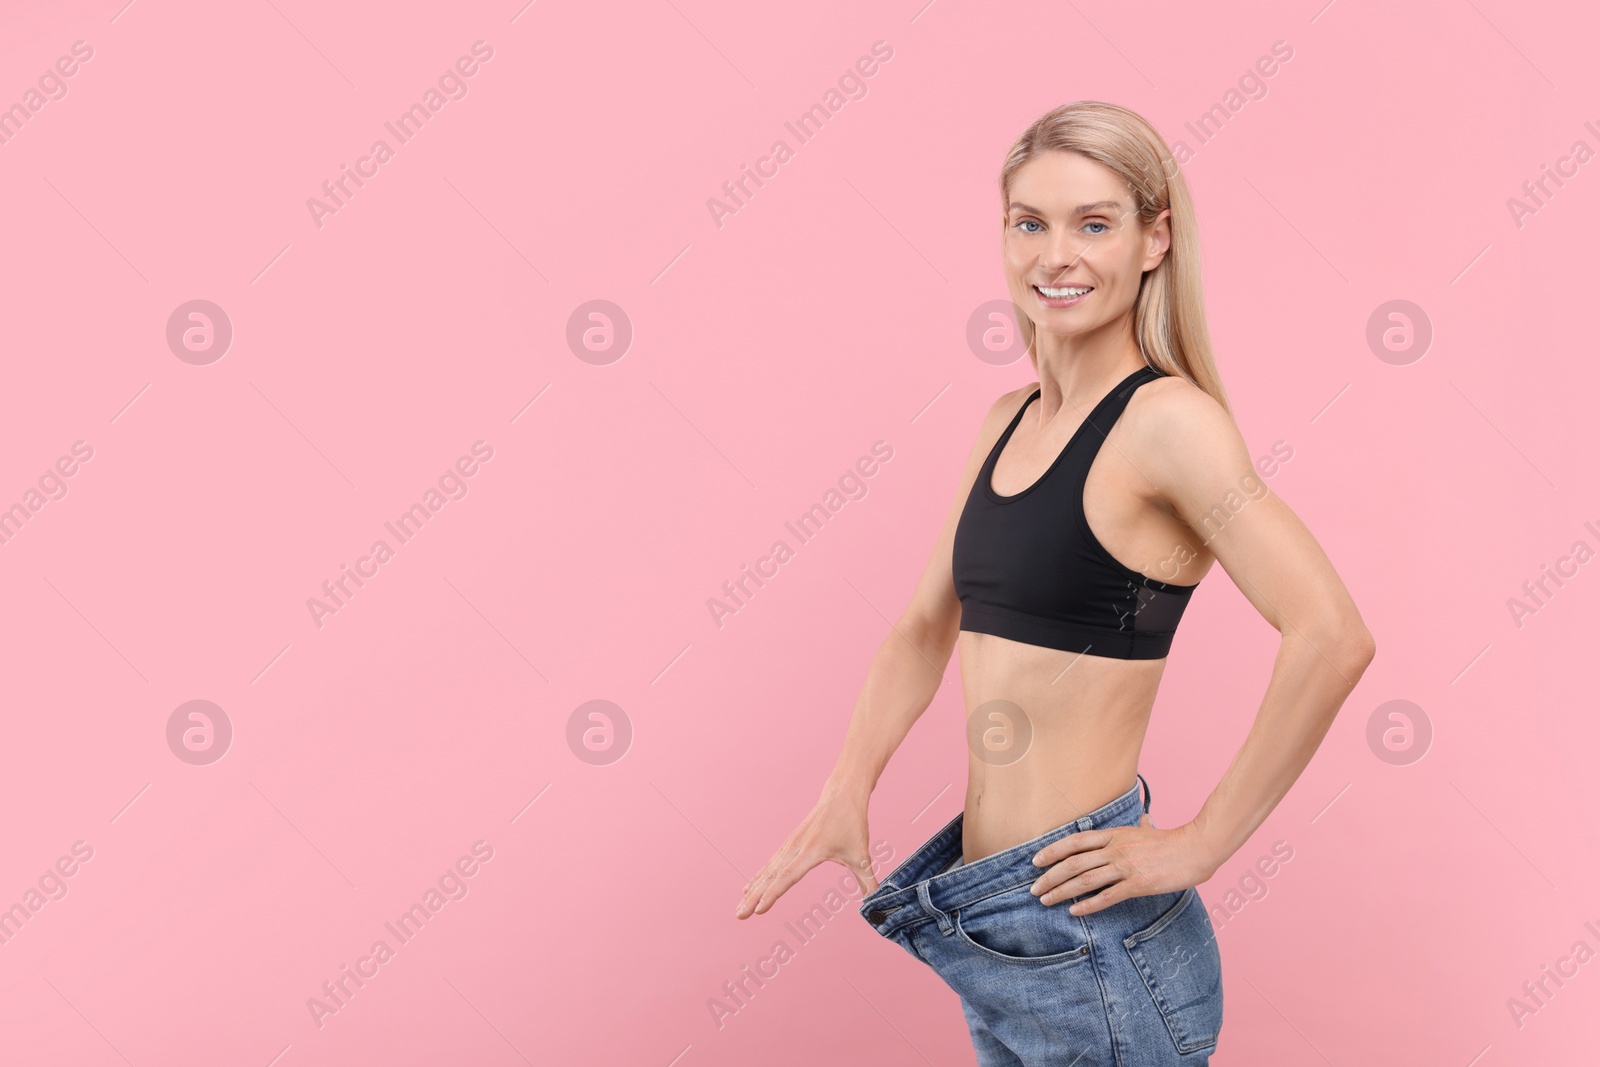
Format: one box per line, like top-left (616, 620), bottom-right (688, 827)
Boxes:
top-left (951, 365), bottom-right (1199, 660)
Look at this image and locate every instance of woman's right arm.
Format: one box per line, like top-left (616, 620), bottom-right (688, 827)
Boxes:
top-left (733, 388), bottom-right (1025, 918)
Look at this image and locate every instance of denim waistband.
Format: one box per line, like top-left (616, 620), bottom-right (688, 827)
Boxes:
top-left (859, 774), bottom-right (1151, 938)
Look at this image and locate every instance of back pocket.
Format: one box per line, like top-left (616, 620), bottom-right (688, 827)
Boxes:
top-left (1122, 887), bottom-right (1223, 1053)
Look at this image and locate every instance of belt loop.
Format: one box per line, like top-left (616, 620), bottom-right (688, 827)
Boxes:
top-left (1137, 772), bottom-right (1152, 814)
top-left (916, 881), bottom-right (955, 935)
top-left (1075, 815), bottom-right (1094, 832)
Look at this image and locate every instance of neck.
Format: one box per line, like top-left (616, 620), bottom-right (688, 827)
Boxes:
top-left (1030, 321), bottom-right (1145, 415)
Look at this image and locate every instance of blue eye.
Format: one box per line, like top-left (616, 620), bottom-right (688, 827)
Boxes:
top-left (1017, 219), bottom-right (1043, 234)
top-left (1083, 221), bottom-right (1109, 235)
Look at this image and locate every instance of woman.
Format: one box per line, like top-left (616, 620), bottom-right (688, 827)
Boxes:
top-left (732, 101), bottom-right (1375, 1065)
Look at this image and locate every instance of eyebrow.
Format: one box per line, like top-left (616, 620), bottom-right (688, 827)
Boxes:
top-left (1008, 200), bottom-right (1124, 218)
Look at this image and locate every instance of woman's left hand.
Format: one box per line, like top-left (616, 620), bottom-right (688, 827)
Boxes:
top-left (1029, 814), bottom-right (1216, 916)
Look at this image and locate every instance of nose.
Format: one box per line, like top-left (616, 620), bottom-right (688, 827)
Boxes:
top-left (1041, 228), bottom-right (1089, 272)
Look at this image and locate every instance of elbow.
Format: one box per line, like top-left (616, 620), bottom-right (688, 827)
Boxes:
top-left (1303, 617), bottom-right (1376, 676)
top-left (896, 609), bottom-right (960, 664)
top-left (1352, 627), bottom-right (1377, 670)
top-left (1335, 622), bottom-right (1377, 677)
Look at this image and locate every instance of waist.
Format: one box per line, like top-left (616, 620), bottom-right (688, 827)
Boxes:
top-left (859, 777), bottom-right (1147, 934)
top-left (956, 641), bottom-right (1158, 858)
top-left (962, 762), bottom-right (1145, 859)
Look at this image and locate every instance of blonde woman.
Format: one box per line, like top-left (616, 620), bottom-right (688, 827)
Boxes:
top-left (734, 101), bottom-right (1375, 1065)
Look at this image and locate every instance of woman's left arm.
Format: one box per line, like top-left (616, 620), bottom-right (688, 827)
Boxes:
top-left (1030, 381), bottom-right (1377, 914)
top-left (1147, 382), bottom-right (1377, 874)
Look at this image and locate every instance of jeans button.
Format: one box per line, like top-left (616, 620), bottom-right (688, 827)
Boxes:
top-left (867, 909), bottom-right (888, 924)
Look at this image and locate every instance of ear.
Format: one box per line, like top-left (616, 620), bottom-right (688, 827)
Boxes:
top-left (1144, 208), bottom-right (1172, 271)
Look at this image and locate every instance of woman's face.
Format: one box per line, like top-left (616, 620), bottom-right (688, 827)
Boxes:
top-left (1002, 150), bottom-right (1170, 344)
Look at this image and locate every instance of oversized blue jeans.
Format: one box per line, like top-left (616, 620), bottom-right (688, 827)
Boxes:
top-left (859, 776), bottom-right (1224, 1065)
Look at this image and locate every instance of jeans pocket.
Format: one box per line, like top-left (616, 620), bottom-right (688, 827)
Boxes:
top-left (1122, 887), bottom-right (1223, 1054)
top-left (952, 885), bottom-right (1094, 966)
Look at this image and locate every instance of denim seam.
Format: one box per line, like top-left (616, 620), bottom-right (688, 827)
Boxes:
top-left (1081, 911), bottom-right (1126, 1067)
top-left (948, 877), bottom-right (1051, 910)
top-left (1122, 885), bottom-right (1196, 947)
top-left (916, 881), bottom-right (953, 936)
top-left (880, 913), bottom-right (936, 940)
top-left (1123, 887), bottom-right (1216, 1054)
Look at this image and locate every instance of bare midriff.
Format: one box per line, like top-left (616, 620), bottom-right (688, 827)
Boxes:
top-left (957, 376), bottom-right (1217, 862)
top-left (956, 630), bottom-right (1168, 864)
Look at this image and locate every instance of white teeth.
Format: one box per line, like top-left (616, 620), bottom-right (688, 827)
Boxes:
top-left (1037, 285), bottom-right (1091, 298)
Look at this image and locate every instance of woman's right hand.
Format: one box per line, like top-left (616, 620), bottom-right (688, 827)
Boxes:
top-left (734, 785), bottom-right (878, 919)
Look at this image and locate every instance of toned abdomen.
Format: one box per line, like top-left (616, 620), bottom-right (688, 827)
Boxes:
top-left (957, 629), bottom-right (1166, 863)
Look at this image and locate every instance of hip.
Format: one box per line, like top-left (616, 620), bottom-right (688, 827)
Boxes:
top-left (860, 775), bottom-right (1224, 1063)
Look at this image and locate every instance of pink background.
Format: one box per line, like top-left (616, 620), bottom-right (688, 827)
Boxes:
top-left (1, 0), bottom-right (1596, 1063)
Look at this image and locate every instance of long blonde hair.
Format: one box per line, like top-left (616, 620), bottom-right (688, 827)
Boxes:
top-left (1000, 101), bottom-right (1231, 417)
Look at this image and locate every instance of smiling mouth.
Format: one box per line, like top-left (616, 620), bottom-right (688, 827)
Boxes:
top-left (1034, 284), bottom-right (1093, 300)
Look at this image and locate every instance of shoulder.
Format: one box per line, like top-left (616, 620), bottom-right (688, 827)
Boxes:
top-left (972, 381), bottom-right (1039, 435)
top-left (1123, 370), bottom-right (1234, 451)
top-left (996, 381), bottom-right (1040, 416)
top-left (955, 382), bottom-right (1038, 470)
top-left (1122, 370), bottom-right (1251, 495)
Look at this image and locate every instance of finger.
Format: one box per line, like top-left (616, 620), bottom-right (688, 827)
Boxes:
top-left (1064, 877), bottom-right (1132, 916)
top-left (735, 873), bottom-right (770, 918)
top-left (751, 853), bottom-right (816, 915)
top-left (1040, 860), bottom-right (1123, 907)
top-left (751, 861), bottom-right (805, 915)
top-left (1031, 848), bottom-right (1113, 899)
top-left (736, 847), bottom-right (794, 917)
top-left (1032, 828), bottom-right (1109, 868)
top-left (736, 867), bottom-right (767, 910)
top-left (1030, 853), bottom-right (1079, 896)
top-left (742, 842), bottom-right (800, 901)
